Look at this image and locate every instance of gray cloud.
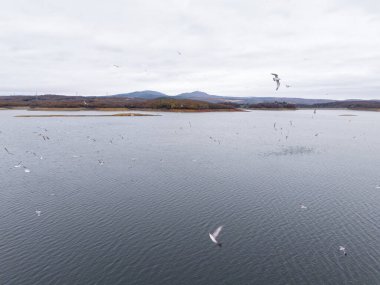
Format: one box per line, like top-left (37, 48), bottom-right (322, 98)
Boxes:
top-left (0, 0), bottom-right (379, 99)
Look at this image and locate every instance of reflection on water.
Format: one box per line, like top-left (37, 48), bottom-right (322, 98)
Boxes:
top-left (0, 109), bottom-right (380, 285)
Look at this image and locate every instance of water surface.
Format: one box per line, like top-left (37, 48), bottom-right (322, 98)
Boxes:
top-left (1, 109), bottom-right (379, 284)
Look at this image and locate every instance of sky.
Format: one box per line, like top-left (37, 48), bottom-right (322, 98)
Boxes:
top-left (0, 0), bottom-right (380, 99)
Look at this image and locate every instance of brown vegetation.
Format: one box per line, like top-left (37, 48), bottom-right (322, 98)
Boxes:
top-left (0, 95), bottom-right (238, 111)
top-left (15, 113), bottom-right (157, 118)
top-left (248, 101), bottom-right (297, 110)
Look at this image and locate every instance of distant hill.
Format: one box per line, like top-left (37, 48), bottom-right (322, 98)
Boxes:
top-left (174, 91), bottom-right (333, 105)
top-left (135, 98), bottom-right (236, 111)
top-left (112, 90), bottom-right (168, 99)
top-left (175, 91), bottom-right (220, 100)
top-left (109, 90), bottom-right (337, 105)
top-left (2, 92), bottom-right (379, 110)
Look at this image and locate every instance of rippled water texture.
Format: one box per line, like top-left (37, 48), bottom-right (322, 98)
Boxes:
top-left (1, 109), bottom-right (380, 284)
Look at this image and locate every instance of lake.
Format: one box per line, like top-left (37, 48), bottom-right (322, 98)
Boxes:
top-left (0, 109), bottom-right (379, 284)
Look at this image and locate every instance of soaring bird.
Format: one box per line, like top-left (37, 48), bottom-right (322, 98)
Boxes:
top-left (339, 246), bottom-right (347, 256)
top-left (209, 226), bottom-right (223, 247)
top-left (271, 73), bottom-right (281, 91)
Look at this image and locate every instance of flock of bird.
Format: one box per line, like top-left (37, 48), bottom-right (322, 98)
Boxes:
top-left (206, 106), bottom-right (373, 256)
top-left (2, 76), bottom-right (375, 264)
top-left (3, 109), bottom-right (376, 258)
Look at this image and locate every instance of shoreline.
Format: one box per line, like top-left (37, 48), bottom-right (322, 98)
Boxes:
top-left (1, 107), bottom-right (242, 113)
top-left (1, 107), bottom-right (379, 113)
top-left (15, 113), bottom-right (159, 118)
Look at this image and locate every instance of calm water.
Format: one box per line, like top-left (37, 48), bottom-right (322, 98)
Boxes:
top-left (0, 109), bottom-right (379, 285)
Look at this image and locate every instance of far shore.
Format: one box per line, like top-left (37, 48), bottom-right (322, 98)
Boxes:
top-left (15, 113), bottom-right (159, 118)
top-left (1, 106), bottom-right (379, 113)
top-left (1, 107), bottom-right (242, 113)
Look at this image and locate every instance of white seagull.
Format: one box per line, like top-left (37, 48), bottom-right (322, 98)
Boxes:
top-left (14, 161), bottom-right (23, 168)
top-left (209, 225), bottom-right (223, 247)
top-left (271, 73), bottom-right (281, 91)
top-left (339, 246), bottom-right (347, 256)
top-left (35, 210), bottom-right (42, 216)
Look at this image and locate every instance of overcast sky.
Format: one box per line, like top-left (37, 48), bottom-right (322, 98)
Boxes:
top-left (1, 0), bottom-right (380, 99)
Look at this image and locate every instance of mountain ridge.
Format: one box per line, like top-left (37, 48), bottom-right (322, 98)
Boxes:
top-left (112, 90), bottom-right (337, 105)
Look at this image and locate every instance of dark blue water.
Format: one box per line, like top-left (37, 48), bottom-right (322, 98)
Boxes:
top-left (0, 109), bottom-right (379, 284)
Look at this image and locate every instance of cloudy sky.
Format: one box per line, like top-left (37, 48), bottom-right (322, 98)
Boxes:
top-left (1, 0), bottom-right (380, 99)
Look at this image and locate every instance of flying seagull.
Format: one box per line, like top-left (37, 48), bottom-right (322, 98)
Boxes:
top-left (209, 225), bottom-right (223, 247)
top-left (339, 246), bottom-right (347, 256)
top-left (4, 147), bottom-right (14, 155)
top-left (113, 65), bottom-right (120, 68)
top-left (14, 161), bottom-right (22, 168)
top-left (35, 210), bottom-right (42, 217)
top-left (286, 84), bottom-right (291, 88)
top-left (300, 204), bottom-right (308, 209)
top-left (271, 73), bottom-right (281, 91)
top-left (177, 51), bottom-right (182, 55)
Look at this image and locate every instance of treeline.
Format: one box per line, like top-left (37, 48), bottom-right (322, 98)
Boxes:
top-left (0, 95), bottom-right (237, 110)
top-left (248, 101), bottom-right (297, 109)
top-left (310, 100), bottom-right (380, 109)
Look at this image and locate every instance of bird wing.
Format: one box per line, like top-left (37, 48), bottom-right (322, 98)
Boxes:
top-left (276, 81), bottom-right (280, 90)
top-left (271, 73), bottom-right (278, 78)
top-left (212, 226), bottom-right (223, 238)
top-left (209, 233), bottom-right (218, 244)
